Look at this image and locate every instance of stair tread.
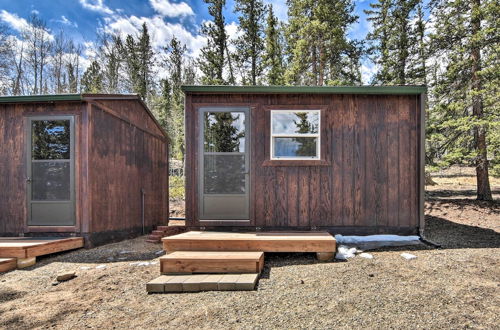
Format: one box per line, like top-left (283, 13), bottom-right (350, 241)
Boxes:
top-left (161, 251), bottom-right (263, 260)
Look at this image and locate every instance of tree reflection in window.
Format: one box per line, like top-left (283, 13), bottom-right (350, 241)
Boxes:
top-left (32, 120), bottom-right (70, 160)
top-left (204, 112), bottom-right (245, 152)
top-left (293, 112), bottom-right (318, 157)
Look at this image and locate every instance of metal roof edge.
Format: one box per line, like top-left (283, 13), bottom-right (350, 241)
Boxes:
top-left (181, 85), bottom-right (427, 95)
top-left (0, 94), bottom-right (83, 103)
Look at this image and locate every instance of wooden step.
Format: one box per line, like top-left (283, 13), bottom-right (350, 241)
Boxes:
top-left (163, 231), bottom-right (336, 254)
top-left (160, 251), bottom-right (264, 274)
top-left (146, 273), bottom-right (259, 293)
top-left (151, 230), bottom-right (165, 236)
top-left (0, 258), bottom-right (17, 273)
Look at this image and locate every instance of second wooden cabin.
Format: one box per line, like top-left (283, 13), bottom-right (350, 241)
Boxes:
top-left (182, 85), bottom-right (425, 235)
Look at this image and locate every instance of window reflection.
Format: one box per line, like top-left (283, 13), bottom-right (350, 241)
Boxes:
top-left (204, 112), bottom-right (245, 152)
top-left (32, 120), bottom-right (70, 160)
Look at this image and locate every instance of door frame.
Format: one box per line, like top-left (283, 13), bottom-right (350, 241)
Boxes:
top-left (198, 106), bottom-right (251, 223)
top-left (26, 115), bottom-right (76, 229)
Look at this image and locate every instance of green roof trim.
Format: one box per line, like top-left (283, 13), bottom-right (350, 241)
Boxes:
top-left (0, 94), bottom-right (83, 103)
top-left (181, 85), bottom-right (427, 95)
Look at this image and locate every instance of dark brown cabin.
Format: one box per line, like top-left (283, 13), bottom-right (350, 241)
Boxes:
top-left (0, 94), bottom-right (169, 247)
top-left (183, 85), bottom-right (425, 235)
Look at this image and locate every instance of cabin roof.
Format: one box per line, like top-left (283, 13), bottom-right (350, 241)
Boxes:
top-left (181, 85), bottom-right (427, 95)
top-left (0, 93), bottom-right (143, 103)
top-left (0, 93), bottom-right (169, 141)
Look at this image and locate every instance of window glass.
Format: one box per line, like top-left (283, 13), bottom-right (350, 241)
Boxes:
top-left (204, 154), bottom-right (246, 194)
top-left (32, 162), bottom-right (70, 200)
top-left (271, 110), bottom-right (320, 159)
top-left (272, 111), bottom-right (319, 134)
top-left (273, 137), bottom-right (318, 158)
top-left (204, 112), bottom-right (245, 152)
top-left (32, 120), bottom-right (70, 160)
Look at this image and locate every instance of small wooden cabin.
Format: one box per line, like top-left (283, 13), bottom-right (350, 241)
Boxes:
top-left (183, 86), bottom-right (425, 235)
top-left (0, 94), bottom-right (169, 247)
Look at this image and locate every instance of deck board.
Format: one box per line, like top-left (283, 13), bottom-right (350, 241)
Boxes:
top-left (0, 237), bottom-right (84, 258)
top-left (0, 258), bottom-right (17, 273)
top-left (163, 231), bottom-right (336, 253)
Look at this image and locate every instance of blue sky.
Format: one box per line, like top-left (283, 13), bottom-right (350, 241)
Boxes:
top-left (0, 0), bottom-right (377, 81)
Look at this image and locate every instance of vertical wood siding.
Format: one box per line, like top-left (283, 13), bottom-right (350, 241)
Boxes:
top-left (185, 93), bottom-right (421, 233)
top-left (0, 102), bottom-right (84, 235)
top-left (89, 103), bottom-right (168, 234)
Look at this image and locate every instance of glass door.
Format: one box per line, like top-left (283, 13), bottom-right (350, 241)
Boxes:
top-left (199, 107), bottom-right (250, 221)
top-left (27, 116), bottom-right (75, 226)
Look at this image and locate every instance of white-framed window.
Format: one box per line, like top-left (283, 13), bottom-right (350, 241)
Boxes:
top-left (270, 110), bottom-right (321, 160)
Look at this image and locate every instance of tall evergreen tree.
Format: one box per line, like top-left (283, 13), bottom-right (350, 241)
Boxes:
top-left (428, 0), bottom-right (498, 200)
top-left (198, 0), bottom-right (229, 85)
top-left (365, 0), bottom-right (422, 85)
top-left (234, 0), bottom-right (265, 85)
top-left (365, 0), bottom-right (393, 84)
top-left (263, 4), bottom-right (284, 85)
top-left (121, 23), bottom-right (154, 102)
top-left (285, 0), bottom-right (360, 86)
top-left (81, 60), bottom-right (103, 93)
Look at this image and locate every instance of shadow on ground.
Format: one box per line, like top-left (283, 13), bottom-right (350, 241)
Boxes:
top-left (425, 215), bottom-right (500, 249)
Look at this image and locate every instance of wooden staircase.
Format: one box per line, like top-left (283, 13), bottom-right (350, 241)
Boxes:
top-left (146, 225), bottom-right (185, 243)
top-left (147, 231), bottom-right (336, 293)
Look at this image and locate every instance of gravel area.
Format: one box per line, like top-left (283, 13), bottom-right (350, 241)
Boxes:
top-left (1, 199), bottom-right (499, 329)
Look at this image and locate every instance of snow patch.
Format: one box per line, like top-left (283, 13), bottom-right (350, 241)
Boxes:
top-left (335, 245), bottom-right (358, 260)
top-left (358, 253), bottom-right (374, 259)
top-left (401, 253), bottom-right (417, 260)
top-left (335, 234), bottom-right (421, 250)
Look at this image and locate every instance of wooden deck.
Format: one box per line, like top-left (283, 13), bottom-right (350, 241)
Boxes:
top-left (0, 258), bottom-right (17, 273)
top-left (0, 237), bottom-right (84, 259)
top-left (162, 231), bottom-right (336, 254)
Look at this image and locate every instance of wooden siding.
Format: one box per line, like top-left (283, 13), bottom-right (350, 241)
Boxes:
top-left (185, 93), bottom-right (421, 233)
top-left (0, 102), bottom-right (84, 235)
top-left (88, 103), bottom-right (168, 235)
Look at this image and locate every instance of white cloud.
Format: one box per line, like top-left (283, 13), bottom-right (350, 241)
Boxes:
top-left (55, 15), bottom-right (78, 27)
top-left (104, 14), bottom-right (206, 57)
top-left (149, 0), bottom-right (194, 18)
top-left (361, 62), bottom-right (378, 84)
top-left (31, 9), bottom-right (40, 15)
top-left (0, 10), bottom-right (30, 32)
top-left (79, 0), bottom-right (114, 15)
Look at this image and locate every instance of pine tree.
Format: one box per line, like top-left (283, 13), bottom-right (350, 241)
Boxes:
top-left (198, 0), bottom-right (229, 85)
top-left (285, 0), bottom-right (360, 86)
top-left (81, 60), bottom-right (103, 93)
top-left (163, 37), bottom-right (188, 160)
top-left (428, 0), bottom-right (498, 200)
top-left (97, 33), bottom-right (123, 93)
top-left (364, 0), bottom-right (393, 83)
top-left (234, 0), bottom-right (265, 85)
top-left (365, 0), bottom-right (422, 85)
top-left (263, 4), bottom-right (284, 85)
top-left (121, 23), bottom-right (154, 102)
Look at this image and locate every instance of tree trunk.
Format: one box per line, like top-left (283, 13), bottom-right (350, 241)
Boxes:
top-left (471, 0), bottom-right (492, 201)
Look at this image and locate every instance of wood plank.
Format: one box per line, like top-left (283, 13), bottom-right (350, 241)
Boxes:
top-left (160, 251), bottom-right (264, 274)
top-left (0, 258), bottom-right (16, 273)
top-left (163, 231), bottom-right (336, 253)
top-left (0, 237), bottom-right (84, 258)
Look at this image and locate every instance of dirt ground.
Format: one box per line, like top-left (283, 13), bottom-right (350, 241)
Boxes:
top-left (1, 170), bottom-right (499, 329)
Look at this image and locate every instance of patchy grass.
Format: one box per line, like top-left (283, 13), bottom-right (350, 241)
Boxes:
top-left (169, 176), bottom-right (185, 200)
